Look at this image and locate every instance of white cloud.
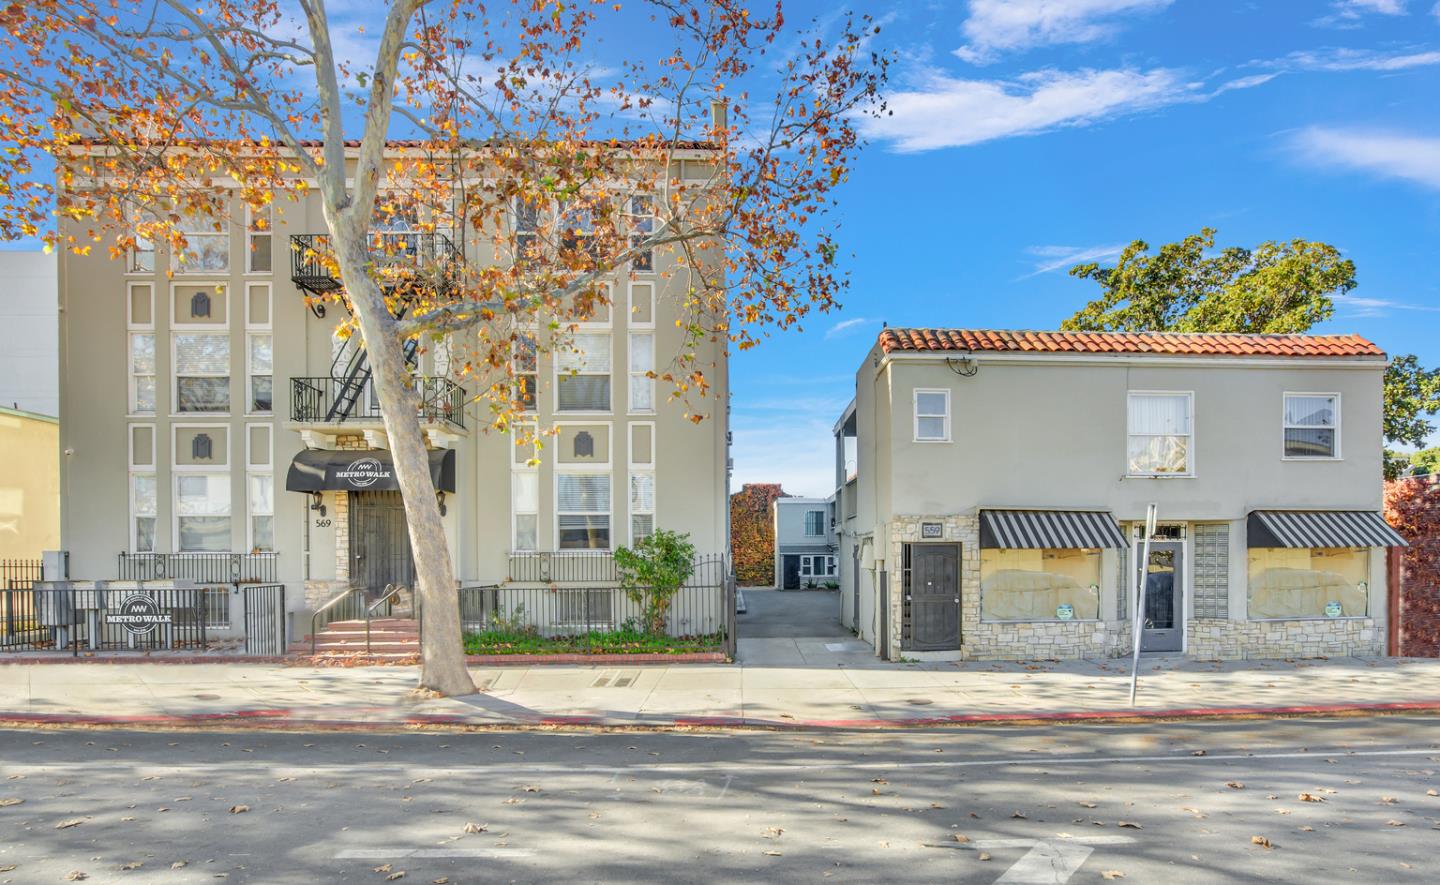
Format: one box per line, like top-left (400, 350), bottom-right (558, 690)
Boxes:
top-left (1290, 127), bottom-right (1440, 189)
top-left (730, 395), bottom-right (852, 498)
top-left (861, 67), bottom-right (1217, 152)
top-left (1276, 47), bottom-right (1440, 71)
top-left (824, 317), bottom-right (873, 339)
top-left (1334, 293), bottom-right (1440, 317)
top-left (955, 0), bottom-right (1173, 64)
top-left (1023, 243), bottom-right (1128, 277)
top-left (1314, 0), bottom-right (1410, 27)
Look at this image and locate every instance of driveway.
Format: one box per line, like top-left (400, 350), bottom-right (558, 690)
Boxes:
top-left (735, 587), bottom-right (872, 667)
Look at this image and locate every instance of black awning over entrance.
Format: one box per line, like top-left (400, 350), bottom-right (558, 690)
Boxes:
top-left (1247, 510), bottom-right (1407, 549)
top-left (979, 509), bottom-right (1128, 549)
top-left (285, 448), bottom-right (456, 493)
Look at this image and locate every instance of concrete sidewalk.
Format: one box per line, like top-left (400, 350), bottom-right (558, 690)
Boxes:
top-left (4, 653), bottom-right (1440, 731)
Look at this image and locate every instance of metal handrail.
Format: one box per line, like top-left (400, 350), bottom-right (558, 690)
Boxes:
top-left (364, 584), bottom-right (409, 654)
top-left (309, 586), bottom-right (366, 655)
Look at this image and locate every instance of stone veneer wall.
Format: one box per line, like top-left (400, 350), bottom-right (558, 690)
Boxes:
top-left (888, 515), bottom-right (1130, 661)
top-left (1187, 617), bottom-right (1381, 660)
top-left (303, 489), bottom-right (351, 610)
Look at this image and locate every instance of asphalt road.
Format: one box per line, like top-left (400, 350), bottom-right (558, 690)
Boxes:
top-left (1, 718), bottom-right (1438, 883)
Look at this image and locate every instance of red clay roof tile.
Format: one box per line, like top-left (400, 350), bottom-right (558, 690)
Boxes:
top-left (876, 329), bottom-right (1384, 358)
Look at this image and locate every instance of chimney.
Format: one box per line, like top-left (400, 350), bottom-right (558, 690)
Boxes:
top-left (710, 99), bottom-right (728, 138)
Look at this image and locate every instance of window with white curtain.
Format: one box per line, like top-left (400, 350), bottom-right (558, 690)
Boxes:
top-left (557, 333), bottom-right (611, 411)
top-left (1127, 392), bottom-right (1193, 475)
top-left (630, 471), bottom-right (655, 543)
top-left (175, 473), bottom-right (231, 552)
top-left (129, 333), bottom-right (156, 413)
top-left (628, 332), bottom-right (654, 412)
top-left (1283, 393), bottom-right (1339, 459)
top-left (512, 470), bottom-right (539, 551)
top-left (557, 472), bottom-right (610, 549)
top-left (173, 208), bottom-right (230, 272)
top-left (247, 473), bottom-right (274, 551)
top-left (175, 334), bottom-right (230, 412)
top-left (914, 389), bottom-right (950, 441)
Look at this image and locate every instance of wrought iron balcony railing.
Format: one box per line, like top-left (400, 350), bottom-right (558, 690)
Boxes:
top-left (290, 375), bottom-right (466, 428)
top-left (289, 232), bottom-right (463, 296)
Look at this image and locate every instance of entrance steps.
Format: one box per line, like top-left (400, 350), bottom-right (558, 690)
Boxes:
top-left (292, 617), bottom-right (420, 661)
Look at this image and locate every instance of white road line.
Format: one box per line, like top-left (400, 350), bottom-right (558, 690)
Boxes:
top-left (336, 849), bottom-right (536, 859)
top-left (1, 746), bottom-right (1436, 780)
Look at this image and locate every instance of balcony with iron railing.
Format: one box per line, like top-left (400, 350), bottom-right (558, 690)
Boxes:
top-left (289, 231), bottom-right (464, 296)
top-left (290, 375), bottom-right (466, 430)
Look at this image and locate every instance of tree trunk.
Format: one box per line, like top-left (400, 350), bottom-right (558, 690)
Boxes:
top-left (334, 233), bottom-right (475, 698)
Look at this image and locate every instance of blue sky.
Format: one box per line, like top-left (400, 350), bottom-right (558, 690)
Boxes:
top-left (730, 0), bottom-right (1440, 496)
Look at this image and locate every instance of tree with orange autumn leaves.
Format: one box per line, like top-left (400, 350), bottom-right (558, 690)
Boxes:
top-left (0, 1), bottom-right (888, 695)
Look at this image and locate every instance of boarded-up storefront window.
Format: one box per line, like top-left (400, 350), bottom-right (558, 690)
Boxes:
top-left (1247, 547), bottom-right (1369, 619)
top-left (980, 548), bottom-right (1101, 621)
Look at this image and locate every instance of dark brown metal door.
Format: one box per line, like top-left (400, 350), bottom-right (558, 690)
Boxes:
top-left (907, 544), bottom-right (960, 651)
top-left (349, 491), bottom-right (416, 592)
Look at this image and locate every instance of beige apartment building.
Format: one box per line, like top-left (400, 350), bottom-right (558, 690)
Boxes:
top-left (835, 328), bottom-right (1405, 662)
top-left (55, 147), bottom-right (729, 630)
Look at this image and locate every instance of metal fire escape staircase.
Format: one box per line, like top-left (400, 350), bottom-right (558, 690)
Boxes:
top-left (325, 301), bottom-right (421, 423)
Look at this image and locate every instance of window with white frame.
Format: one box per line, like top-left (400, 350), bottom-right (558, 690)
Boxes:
top-left (559, 198), bottom-right (596, 258)
top-left (629, 195), bottom-right (655, 271)
top-left (628, 332), bottom-right (654, 412)
top-left (914, 389), bottom-right (950, 441)
top-left (512, 332), bottom-right (538, 411)
top-left (1127, 392), bottom-right (1193, 475)
top-left (246, 204), bottom-right (273, 273)
top-left (247, 334), bottom-right (272, 413)
top-left (129, 425), bottom-right (157, 552)
top-left (800, 555), bottom-right (836, 578)
top-left (1283, 393), bottom-right (1339, 459)
top-left (513, 198), bottom-right (540, 264)
top-left (557, 472), bottom-right (610, 550)
top-left (174, 334), bottom-right (230, 412)
top-left (173, 207), bottom-right (230, 273)
top-left (557, 333), bottom-right (611, 411)
top-left (247, 474), bottom-right (274, 551)
top-left (175, 473), bottom-right (231, 552)
top-left (630, 471), bottom-right (655, 543)
top-left (127, 211), bottom-right (155, 273)
top-left (129, 333), bottom-right (156, 414)
top-left (512, 470), bottom-right (539, 552)
top-left (804, 509), bottom-right (825, 536)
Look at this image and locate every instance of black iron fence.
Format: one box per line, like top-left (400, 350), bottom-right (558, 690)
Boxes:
top-left (290, 375), bottom-right (466, 428)
top-left (1, 584), bottom-right (211, 654)
top-left (460, 555), bottom-right (734, 653)
top-left (242, 584), bottom-right (288, 655)
top-left (290, 232), bottom-right (463, 295)
top-left (117, 552), bottom-right (279, 584)
top-left (1, 558), bottom-right (43, 590)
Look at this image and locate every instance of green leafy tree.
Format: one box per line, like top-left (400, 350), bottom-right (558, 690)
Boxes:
top-left (1063, 228), bottom-right (1438, 479)
top-left (615, 530), bottom-right (697, 635)
top-left (1410, 447), bottom-right (1440, 476)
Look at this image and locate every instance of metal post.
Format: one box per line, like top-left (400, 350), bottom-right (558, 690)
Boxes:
top-left (1129, 504), bottom-right (1158, 706)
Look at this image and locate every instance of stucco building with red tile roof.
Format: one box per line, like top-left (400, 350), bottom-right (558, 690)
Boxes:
top-left (832, 328), bottom-right (1405, 662)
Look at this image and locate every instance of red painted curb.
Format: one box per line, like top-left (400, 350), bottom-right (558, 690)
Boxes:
top-left (464, 652), bottom-right (727, 666)
top-left (2, 699), bottom-right (1438, 732)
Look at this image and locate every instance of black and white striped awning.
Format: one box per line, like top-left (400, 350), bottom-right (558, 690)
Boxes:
top-left (1247, 510), bottom-right (1407, 549)
top-left (979, 509), bottom-right (1128, 550)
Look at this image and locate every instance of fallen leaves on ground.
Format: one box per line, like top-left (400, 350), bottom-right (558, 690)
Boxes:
top-left (170, 861), bottom-right (187, 869)
top-left (386, 873), bottom-right (405, 882)
top-left (762, 850), bottom-right (782, 857)
top-left (118, 861), bottom-right (142, 870)
top-left (463, 822), bottom-right (488, 834)
top-left (54, 818), bottom-right (86, 829)
top-left (1102, 871), bottom-right (1125, 880)
top-left (64, 872), bottom-right (87, 881)
top-left (951, 834), bottom-right (970, 843)
top-left (373, 865), bottom-right (392, 874)
top-left (1386, 820), bottom-right (1406, 827)
top-left (1226, 782), bottom-right (1245, 790)
top-left (1117, 821), bottom-right (1142, 829)
top-left (1010, 811), bottom-right (1027, 819)
top-left (0, 798), bottom-right (22, 807)
top-left (1299, 793), bottom-right (1325, 803)
top-left (1251, 836), bottom-right (1273, 849)
top-left (764, 827), bottom-right (784, 838)
top-left (229, 805), bottom-right (249, 814)
top-left (977, 852), bottom-right (992, 861)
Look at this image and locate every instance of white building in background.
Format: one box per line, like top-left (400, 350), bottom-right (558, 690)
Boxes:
top-left (773, 495), bottom-right (837, 589)
top-left (0, 250), bottom-right (59, 416)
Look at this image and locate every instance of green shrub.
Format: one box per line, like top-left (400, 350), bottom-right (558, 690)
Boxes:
top-left (614, 529), bottom-right (696, 635)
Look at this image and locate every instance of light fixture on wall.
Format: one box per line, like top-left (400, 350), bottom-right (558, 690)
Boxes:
top-left (436, 490), bottom-right (448, 517)
top-left (309, 491), bottom-right (326, 517)
top-left (946, 356), bottom-right (978, 377)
